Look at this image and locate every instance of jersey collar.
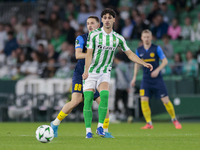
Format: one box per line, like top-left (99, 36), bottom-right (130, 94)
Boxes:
top-left (101, 27), bottom-right (113, 36)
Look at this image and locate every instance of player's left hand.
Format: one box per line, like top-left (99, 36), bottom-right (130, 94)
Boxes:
top-left (151, 69), bottom-right (159, 78)
top-left (144, 63), bottom-right (153, 71)
top-left (82, 71), bottom-right (88, 80)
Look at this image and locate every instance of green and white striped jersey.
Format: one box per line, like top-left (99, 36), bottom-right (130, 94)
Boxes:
top-left (87, 27), bottom-right (130, 73)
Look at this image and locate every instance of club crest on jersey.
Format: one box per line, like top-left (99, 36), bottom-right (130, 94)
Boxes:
top-left (97, 45), bottom-right (115, 51)
top-left (150, 52), bottom-right (155, 57)
top-left (75, 40), bottom-right (80, 47)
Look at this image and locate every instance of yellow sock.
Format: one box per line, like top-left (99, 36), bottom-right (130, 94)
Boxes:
top-left (164, 101), bottom-right (176, 119)
top-left (103, 118), bottom-right (109, 132)
top-left (57, 111), bottom-right (68, 121)
top-left (141, 101), bottom-right (151, 123)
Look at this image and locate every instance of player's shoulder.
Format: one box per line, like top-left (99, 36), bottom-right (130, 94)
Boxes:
top-left (76, 34), bottom-right (84, 41)
top-left (75, 33), bottom-right (89, 47)
top-left (152, 44), bottom-right (163, 52)
top-left (113, 31), bottom-right (125, 40)
top-left (137, 45), bottom-right (144, 51)
top-left (77, 33), bottom-right (88, 39)
top-left (151, 43), bottom-right (159, 49)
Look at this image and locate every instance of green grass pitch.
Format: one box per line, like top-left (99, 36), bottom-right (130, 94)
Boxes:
top-left (0, 122), bottom-right (200, 150)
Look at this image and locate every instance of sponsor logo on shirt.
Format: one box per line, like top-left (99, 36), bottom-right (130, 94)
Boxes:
top-left (75, 40), bottom-right (80, 47)
top-left (97, 45), bottom-right (115, 51)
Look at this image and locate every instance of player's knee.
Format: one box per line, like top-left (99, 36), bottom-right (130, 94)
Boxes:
top-left (71, 95), bottom-right (83, 107)
top-left (100, 90), bottom-right (109, 99)
top-left (100, 90), bottom-right (109, 106)
top-left (84, 91), bottom-right (94, 101)
top-left (161, 96), bottom-right (169, 104)
top-left (71, 99), bottom-right (81, 107)
top-left (141, 97), bottom-right (149, 101)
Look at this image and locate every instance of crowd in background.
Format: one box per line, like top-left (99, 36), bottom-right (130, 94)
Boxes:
top-left (0, 0), bottom-right (199, 80)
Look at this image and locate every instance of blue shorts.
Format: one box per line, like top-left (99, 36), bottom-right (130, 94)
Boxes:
top-left (72, 72), bottom-right (100, 100)
top-left (140, 78), bottom-right (168, 99)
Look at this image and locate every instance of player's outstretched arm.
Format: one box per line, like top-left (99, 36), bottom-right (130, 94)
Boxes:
top-left (82, 48), bottom-right (93, 80)
top-left (124, 50), bottom-right (153, 71)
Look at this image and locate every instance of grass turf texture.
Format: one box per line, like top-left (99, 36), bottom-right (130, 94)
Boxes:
top-left (0, 122), bottom-right (200, 150)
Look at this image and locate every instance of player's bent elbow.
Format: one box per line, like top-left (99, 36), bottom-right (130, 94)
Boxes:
top-left (75, 55), bottom-right (79, 59)
top-left (165, 59), bottom-right (168, 64)
top-left (75, 52), bottom-right (81, 59)
top-left (162, 58), bottom-right (168, 65)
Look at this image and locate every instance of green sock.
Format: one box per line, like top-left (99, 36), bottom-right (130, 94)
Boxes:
top-left (98, 90), bottom-right (109, 124)
top-left (83, 91), bottom-right (94, 128)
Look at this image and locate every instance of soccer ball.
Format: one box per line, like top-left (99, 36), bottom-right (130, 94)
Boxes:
top-left (36, 125), bottom-right (54, 143)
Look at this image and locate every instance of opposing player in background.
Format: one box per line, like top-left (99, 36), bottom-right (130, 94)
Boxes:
top-left (82, 8), bottom-right (153, 138)
top-left (131, 29), bottom-right (182, 129)
top-left (51, 16), bottom-right (114, 138)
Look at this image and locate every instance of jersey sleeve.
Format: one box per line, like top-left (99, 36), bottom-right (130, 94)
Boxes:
top-left (75, 36), bottom-right (84, 49)
top-left (118, 36), bottom-right (130, 52)
top-left (157, 46), bottom-right (166, 60)
top-left (86, 32), bottom-right (95, 49)
top-left (135, 49), bottom-right (140, 58)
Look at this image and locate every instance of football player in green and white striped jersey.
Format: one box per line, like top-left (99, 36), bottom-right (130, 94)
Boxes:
top-left (82, 8), bottom-right (153, 139)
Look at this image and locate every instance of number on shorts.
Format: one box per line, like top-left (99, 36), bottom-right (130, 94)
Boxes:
top-left (74, 84), bottom-right (82, 91)
top-left (140, 89), bottom-right (145, 96)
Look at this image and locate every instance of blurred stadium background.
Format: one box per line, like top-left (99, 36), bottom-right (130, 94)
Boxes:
top-left (0, 0), bottom-right (200, 123)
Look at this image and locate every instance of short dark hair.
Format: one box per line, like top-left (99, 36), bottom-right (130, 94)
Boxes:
top-left (88, 15), bottom-right (100, 23)
top-left (101, 8), bottom-right (116, 18)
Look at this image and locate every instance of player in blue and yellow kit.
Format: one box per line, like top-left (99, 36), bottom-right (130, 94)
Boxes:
top-left (131, 29), bottom-right (182, 129)
top-left (51, 16), bottom-right (114, 138)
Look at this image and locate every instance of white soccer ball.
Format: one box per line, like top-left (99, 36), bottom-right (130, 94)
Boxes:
top-left (36, 125), bottom-right (54, 143)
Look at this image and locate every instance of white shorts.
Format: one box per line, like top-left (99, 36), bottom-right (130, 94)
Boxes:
top-left (83, 72), bottom-right (111, 91)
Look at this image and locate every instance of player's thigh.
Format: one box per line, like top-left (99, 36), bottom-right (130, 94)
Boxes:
top-left (140, 80), bottom-right (152, 99)
top-left (154, 79), bottom-right (168, 99)
top-left (71, 92), bottom-right (83, 104)
top-left (139, 87), bottom-right (151, 99)
top-left (98, 82), bottom-right (110, 92)
top-left (97, 72), bottom-right (110, 92)
top-left (83, 73), bottom-right (98, 92)
top-left (161, 96), bottom-right (170, 104)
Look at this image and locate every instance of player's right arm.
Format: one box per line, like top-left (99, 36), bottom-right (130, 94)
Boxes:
top-left (82, 32), bottom-right (95, 80)
top-left (131, 49), bottom-right (140, 87)
top-left (75, 36), bottom-right (86, 59)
